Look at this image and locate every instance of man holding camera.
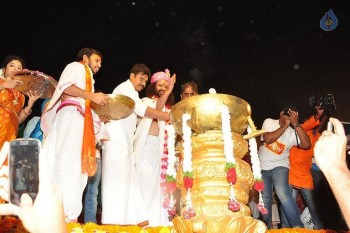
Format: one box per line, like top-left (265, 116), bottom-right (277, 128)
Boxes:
top-left (288, 105), bottom-right (325, 229)
top-left (258, 106), bottom-right (310, 229)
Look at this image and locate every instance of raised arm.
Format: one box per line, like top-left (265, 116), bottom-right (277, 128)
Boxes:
top-left (155, 74), bottom-right (176, 110)
top-left (288, 109), bottom-right (310, 149)
top-left (314, 117), bottom-right (350, 228)
top-left (263, 123), bottom-right (289, 144)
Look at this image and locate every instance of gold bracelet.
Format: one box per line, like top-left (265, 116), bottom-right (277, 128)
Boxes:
top-left (23, 107), bottom-right (32, 115)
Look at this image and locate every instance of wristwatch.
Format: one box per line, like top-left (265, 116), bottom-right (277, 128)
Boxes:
top-left (293, 123), bottom-right (300, 128)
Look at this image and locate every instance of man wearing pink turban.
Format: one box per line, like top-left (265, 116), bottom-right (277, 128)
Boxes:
top-left (133, 69), bottom-right (176, 226)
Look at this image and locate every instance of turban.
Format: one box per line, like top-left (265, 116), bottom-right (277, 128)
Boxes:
top-left (151, 69), bottom-right (171, 84)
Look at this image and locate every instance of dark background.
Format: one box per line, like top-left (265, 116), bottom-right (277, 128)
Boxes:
top-left (1, 0), bottom-right (349, 127)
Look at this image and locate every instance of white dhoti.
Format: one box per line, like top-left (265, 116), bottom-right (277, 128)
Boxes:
top-left (41, 61), bottom-right (108, 222)
top-left (42, 106), bottom-right (87, 221)
top-left (101, 79), bottom-right (149, 225)
top-left (135, 135), bottom-right (171, 226)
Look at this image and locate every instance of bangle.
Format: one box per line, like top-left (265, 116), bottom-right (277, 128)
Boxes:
top-left (23, 107), bottom-right (32, 115)
top-left (293, 123), bottom-right (300, 128)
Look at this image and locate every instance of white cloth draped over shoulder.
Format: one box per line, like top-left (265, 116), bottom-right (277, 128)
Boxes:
top-left (101, 79), bottom-right (148, 225)
top-left (41, 62), bottom-right (108, 222)
top-left (133, 97), bottom-right (172, 226)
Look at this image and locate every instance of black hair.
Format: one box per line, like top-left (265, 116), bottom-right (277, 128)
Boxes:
top-left (181, 81), bottom-right (198, 94)
top-left (2, 55), bottom-right (26, 69)
top-left (130, 64), bottom-right (151, 79)
top-left (76, 48), bottom-right (102, 61)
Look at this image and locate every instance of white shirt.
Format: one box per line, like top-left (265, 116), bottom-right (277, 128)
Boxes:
top-left (258, 118), bottom-right (299, 170)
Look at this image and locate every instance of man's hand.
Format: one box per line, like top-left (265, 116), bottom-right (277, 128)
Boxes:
top-left (314, 117), bottom-right (347, 172)
top-left (99, 114), bottom-right (111, 123)
top-left (287, 109), bottom-right (299, 126)
top-left (91, 92), bottom-right (109, 106)
top-left (167, 74), bottom-right (176, 93)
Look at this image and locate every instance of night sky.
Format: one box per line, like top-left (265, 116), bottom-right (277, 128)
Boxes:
top-left (2, 0), bottom-right (349, 128)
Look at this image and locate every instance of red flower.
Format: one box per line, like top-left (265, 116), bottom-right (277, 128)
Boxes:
top-left (166, 182), bottom-right (177, 194)
top-left (188, 207), bottom-right (196, 217)
top-left (228, 200), bottom-right (240, 212)
top-left (167, 207), bottom-right (176, 217)
top-left (254, 181), bottom-right (264, 191)
top-left (226, 168), bottom-right (237, 184)
top-left (183, 176), bottom-right (193, 190)
top-left (182, 208), bottom-right (196, 219)
top-left (257, 204), bottom-right (268, 214)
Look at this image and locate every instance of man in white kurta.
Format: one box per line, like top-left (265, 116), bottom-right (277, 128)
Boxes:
top-left (102, 64), bottom-right (175, 225)
top-left (41, 48), bottom-right (109, 222)
top-left (133, 70), bottom-right (174, 226)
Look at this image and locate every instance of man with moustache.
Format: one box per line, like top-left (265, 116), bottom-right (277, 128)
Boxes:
top-left (41, 48), bottom-right (109, 222)
top-left (133, 69), bottom-right (175, 226)
top-left (101, 64), bottom-right (176, 226)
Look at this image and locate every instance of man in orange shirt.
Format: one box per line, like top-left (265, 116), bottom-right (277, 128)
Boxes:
top-left (288, 105), bottom-right (325, 229)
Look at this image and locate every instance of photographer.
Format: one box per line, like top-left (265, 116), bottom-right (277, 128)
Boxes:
top-left (288, 105), bottom-right (326, 229)
top-left (258, 106), bottom-right (310, 229)
top-left (309, 93), bottom-right (336, 117)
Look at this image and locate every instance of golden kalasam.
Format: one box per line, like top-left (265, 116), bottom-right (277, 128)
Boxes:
top-left (170, 93), bottom-right (252, 135)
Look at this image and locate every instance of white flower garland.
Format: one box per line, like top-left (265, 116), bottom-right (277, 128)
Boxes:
top-left (247, 126), bottom-right (262, 180)
top-left (182, 113), bottom-right (193, 173)
top-left (220, 105), bottom-right (235, 164)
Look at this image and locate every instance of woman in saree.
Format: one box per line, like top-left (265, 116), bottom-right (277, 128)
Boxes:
top-left (0, 55), bottom-right (41, 149)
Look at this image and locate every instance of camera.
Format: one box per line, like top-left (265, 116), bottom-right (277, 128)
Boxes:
top-left (309, 93), bottom-right (336, 112)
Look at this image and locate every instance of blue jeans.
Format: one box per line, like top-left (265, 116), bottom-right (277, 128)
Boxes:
top-left (261, 166), bottom-right (304, 229)
top-left (311, 169), bottom-right (324, 192)
top-left (294, 188), bottom-right (324, 229)
top-left (84, 157), bottom-right (101, 223)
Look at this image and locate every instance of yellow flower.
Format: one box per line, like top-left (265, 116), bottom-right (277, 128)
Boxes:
top-left (159, 227), bottom-right (171, 233)
top-left (71, 227), bottom-right (84, 233)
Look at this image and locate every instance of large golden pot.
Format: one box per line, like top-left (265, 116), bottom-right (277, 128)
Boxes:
top-left (170, 94), bottom-right (251, 136)
top-left (173, 131), bottom-right (266, 232)
top-left (170, 94), bottom-right (266, 232)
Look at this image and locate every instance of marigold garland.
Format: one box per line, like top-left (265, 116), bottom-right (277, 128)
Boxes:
top-left (67, 222), bottom-right (172, 233)
top-left (0, 217), bottom-right (337, 233)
